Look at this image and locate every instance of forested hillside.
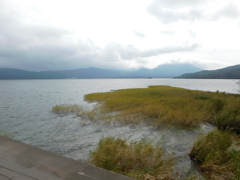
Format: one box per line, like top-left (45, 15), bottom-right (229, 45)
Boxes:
top-left (176, 64), bottom-right (240, 79)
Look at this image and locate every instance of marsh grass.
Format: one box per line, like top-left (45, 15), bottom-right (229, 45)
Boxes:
top-left (51, 104), bottom-right (151, 125)
top-left (52, 104), bottom-right (85, 114)
top-left (84, 86), bottom-right (240, 129)
top-left (51, 104), bottom-right (103, 121)
top-left (190, 130), bottom-right (240, 180)
top-left (0, 132), bottom-right (13, 138)
top-left (88, 137), bottom-right (175, 180)
top-left (213, 101), bottom-right (240, 133)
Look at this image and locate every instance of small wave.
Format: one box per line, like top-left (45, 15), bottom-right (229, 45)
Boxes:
top-left (2, 107), bottom-right (10, 109)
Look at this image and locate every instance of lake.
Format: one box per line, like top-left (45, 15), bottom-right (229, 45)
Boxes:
top-left (0, 79), bottom-right (239, 177)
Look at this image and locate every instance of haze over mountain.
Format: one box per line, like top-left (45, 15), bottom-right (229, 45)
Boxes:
top-left (0, 63), bottom-right (202, 79)
top-left (175, 64), bottom-right (240, 79)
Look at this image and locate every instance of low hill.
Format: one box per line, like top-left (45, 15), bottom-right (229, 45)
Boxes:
top-left (0, 63), bottom-right (203, 79)
top-left (175, 64), bottom-right (240, 79)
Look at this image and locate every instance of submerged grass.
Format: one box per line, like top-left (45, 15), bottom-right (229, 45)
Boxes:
top-left (190, 130), bottom-right (240, 180)
top-left (52, 104), bottom-right (85, 114)
top-left (51, 104), bottom-right (102, 121)
top-left (88, 137), bottom-right (175, 180)
top-left (84, 85), bottom-right (240, 130)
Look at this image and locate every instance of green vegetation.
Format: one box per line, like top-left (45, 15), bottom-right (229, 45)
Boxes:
top-left (52, 104), bottom-right (86, 115)
top-left (84, 85), bottom-right (240, 130)
top-left (190, 130), bottom-right (240, 180)
top-left (214, 100), bottom-right (240, 133)
top-left (52, 104), bottom-right (100, 121)
top-left (0, 132), bottom-right (13, 138)
top-left (176, 64), bottom-right (240, 79)
top-left (52, 85), bottom-right (240, 179)
top-left (88, 137), bottom-right (175, 180)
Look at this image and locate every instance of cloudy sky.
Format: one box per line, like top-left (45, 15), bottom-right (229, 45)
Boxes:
top-left (1, 0), bottom-right (240, 71)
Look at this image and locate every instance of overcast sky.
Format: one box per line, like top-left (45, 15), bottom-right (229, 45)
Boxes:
top-left (1, 0), bottom-right (240, 71)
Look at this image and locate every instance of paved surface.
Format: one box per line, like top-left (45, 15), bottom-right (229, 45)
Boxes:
top-left (0, 136), bottom-right (135, 180)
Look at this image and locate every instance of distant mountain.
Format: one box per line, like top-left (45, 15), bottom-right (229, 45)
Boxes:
top-left (134, 64), bottom-right (203, 78)
top-left (175, 64), bottom-right (240, 79)
top-left (128, 63), bottom-right (202, 78)
top-left (0, 68), bottom-right (40, 79)
top-left (0, 63), bottom-right (203, 79)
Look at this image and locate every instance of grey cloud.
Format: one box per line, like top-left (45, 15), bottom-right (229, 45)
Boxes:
top-left (210, 3), bottom-right (240, 20)
top-left (149, 9), bottom-right (201, 23)
top-left (27, 26), bottom-right (70, 41)
top-left (100, 43), bottom-right (199, 60)
top-left (146, 0), bottom-right (202, 23)
top-left (0, 23), bottom-right (200, 71)
top-left (149, 0), bottom-right (205, 9)
top-left (0, 44), bottom-right (77, 71)
top-left (0, 2), bottom-right (81, 71)
top-left (133, 30), bottom-right (145, 38)
top-left (139, 43), bottom-right (199, 57)
top-left (188, 30), bottom-right (197, 38)
top-left (146, 0), bottom-right (239, 23)
top-left (0, 1), bottom-right (70, 46)
top-left (161, 31), bottom-right (175, 36)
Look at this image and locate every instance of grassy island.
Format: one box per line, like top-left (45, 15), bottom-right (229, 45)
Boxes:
top-left (84, 86), bottom-right (240, 131)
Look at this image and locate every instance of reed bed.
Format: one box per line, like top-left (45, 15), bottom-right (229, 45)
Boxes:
top-left (190, 130), bottom-right (240, 180)
top-left (85, 85), bottom-right (240, 130)
top-left (52, 104), bottom-right (85, 114)
top-left (89, 137), bottom-right (175, 180)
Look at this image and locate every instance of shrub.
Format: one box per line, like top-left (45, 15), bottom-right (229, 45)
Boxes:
top-left (210, 98), bottom-right (226, 113)
top-left (88, 137), bottom-right (174, 180)
top-left (190, 130), bottom-right (240, 180)
top-left (214, 102), bottom-right (240, 134)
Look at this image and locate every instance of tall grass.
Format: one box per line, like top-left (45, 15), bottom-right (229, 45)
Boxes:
top-left (88, 137), bottom-right (175, 180)
top-left (52, 104), bottom-right (101, 121)
top-left (85, 86), bottom-right (240, 129)
top-left (190, 130), bottom-right (240, 180)
top-left (213, 101), bottom-right (240, 133)
top-left (52, 104), bottom-right (85, 114)
top-left (0, 132), bottom-right (13, 138)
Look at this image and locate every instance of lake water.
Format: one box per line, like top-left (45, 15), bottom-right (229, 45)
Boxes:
top-left (0, 79), bottom-right (239, 177)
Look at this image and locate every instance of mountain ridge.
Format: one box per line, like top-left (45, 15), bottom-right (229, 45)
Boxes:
top-left (0, 63), bottom-right (203, 79)
top-left (175, 64), bottom-right (240, 79)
